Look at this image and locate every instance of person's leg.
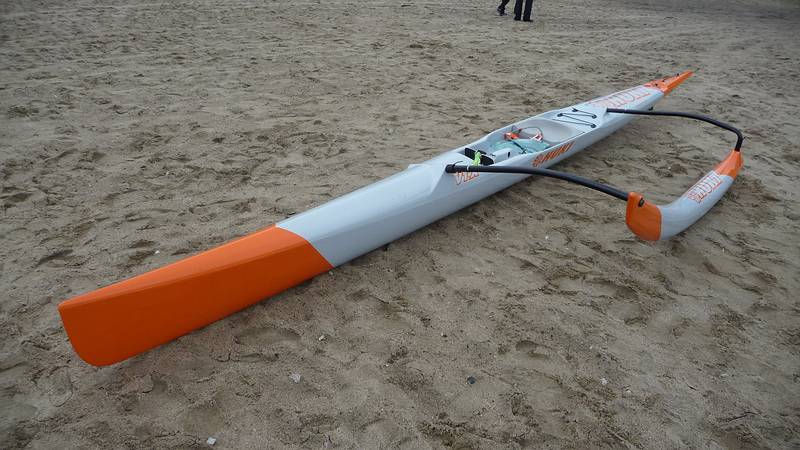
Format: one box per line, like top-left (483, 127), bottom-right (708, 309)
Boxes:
top-left (523, 0), bottom-right (533, 21)
top-left (497, 0), bottom-right (510, 15)
top-left (514, 0), bottom-right (523, 20)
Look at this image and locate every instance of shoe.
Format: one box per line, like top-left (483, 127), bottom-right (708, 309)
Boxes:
top-left (523, 18), bottom-right (533, 22)
top-left (513, 16), bottom-right (521, 21)
top-left (497, 7), bottom-right (506, 15)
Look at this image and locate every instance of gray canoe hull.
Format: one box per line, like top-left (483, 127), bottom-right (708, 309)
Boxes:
top-left (279, 84), bottom-right (664, 266)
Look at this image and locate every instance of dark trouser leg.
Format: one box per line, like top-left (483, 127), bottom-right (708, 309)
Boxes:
top-left (514, 0), bottom-right (523, 19)
top-left (498, 0), bottom-right (510, 13)
top-left (523, 0), bottom-right (533, 20)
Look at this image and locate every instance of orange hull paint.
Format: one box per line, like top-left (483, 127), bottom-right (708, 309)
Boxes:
top-left (625, 193), bottom-right (662, 241)
top-left (58, 226), bottom-right (332, 366)
top-left (645, 71), bottom-right (694, 95)
top-left (714, 150), bottom-right (744, 178)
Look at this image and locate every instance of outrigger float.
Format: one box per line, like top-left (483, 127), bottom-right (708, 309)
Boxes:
top-left (59, 71), bottom-right (743, 365)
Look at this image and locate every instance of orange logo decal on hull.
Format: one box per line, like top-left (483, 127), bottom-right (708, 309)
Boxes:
top-left (455, 170), bottom-right (479, 185)
top-left (586, 86), bottom-right (653, 109)
top-left (532, 141), bottom-right (574, 167)
top-left (685, 172), bottom-right (724, 203)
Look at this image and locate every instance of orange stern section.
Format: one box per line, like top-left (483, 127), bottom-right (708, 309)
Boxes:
top-left (645, 71), bottom-right (694, 96)
top-left (58, 226), bottom-right (332, 366)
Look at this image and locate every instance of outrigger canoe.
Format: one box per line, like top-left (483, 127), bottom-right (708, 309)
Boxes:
top-left (59, 71), bottom-right (744, 365)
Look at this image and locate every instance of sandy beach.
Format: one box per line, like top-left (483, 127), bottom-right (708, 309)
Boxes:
top-left (2, 0), bottom-right (799, 447)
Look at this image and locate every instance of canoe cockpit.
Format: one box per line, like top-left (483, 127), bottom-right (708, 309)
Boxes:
top-left (457, 117), bottom-right (585, 166)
